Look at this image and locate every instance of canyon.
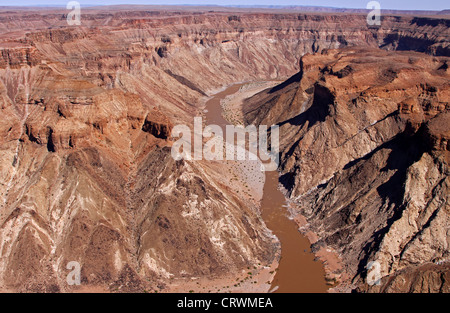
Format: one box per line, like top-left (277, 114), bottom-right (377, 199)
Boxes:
top-left (243, 47), bottom-right (450, 292)
top-left (0, 6), bottom-right (448, 292)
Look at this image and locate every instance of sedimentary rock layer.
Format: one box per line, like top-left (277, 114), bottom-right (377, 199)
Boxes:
top-left (243, 47), bottom-right (449, 292)
top-left (0, 7), bottom-right (448, 292)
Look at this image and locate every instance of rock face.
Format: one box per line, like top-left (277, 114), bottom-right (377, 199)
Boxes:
top-left (243, 47), bottom-right (449, 292)
top-left (0, 54), bottom-right (275, 292)
top-left (0, 7), bottom-right (449, 292)
top-left (142, 109), bottom-right (173, 139)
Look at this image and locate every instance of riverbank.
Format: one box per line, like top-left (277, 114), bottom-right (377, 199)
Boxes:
top-left (220, 81), bottom-right (282, 125)
top-left (204, 81), bottom-right (329, 293)
top-left (163, 82), bottom-right (278, 293)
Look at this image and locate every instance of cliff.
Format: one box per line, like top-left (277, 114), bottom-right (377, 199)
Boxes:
top-left (0, 7), bottom-right (448, 292)
top-left (243, 47), bottom-right (449, 292)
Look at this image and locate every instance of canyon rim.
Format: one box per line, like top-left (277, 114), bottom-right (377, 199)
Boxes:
top-left (0, 3), bottom-right (448, 294)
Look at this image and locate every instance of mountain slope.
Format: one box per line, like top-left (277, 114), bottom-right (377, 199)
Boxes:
top-left (243, 47), bottom-right (449, 292)
top-left (0, 8), bottom-right (449, 292)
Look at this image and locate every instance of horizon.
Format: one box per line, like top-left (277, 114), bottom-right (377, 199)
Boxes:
top-left (0, 1), bottom-right (448, 11)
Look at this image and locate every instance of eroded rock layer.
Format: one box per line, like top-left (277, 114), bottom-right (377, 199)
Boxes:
top-left (0, 7), bottom-right (449, 292)
top-left (243, 47), bottom-right (449, 292)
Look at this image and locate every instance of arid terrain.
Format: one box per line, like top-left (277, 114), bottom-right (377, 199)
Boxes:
top-left (0, 6), bottom-right (448, 293)
top-left (243, 47), bottom-right (450, 292)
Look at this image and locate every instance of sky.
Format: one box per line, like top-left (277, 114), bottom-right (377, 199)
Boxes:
top-left (0, 0), bottom-right (447, 11)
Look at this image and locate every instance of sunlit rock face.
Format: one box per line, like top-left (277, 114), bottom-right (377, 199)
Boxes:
top-left (0, 7), bottom-right (448, 292)
top-left (243, 47), bottom-right (449, 292)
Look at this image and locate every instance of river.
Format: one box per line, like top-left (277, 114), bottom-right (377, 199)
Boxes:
top-left (204, 83), bottom-right (328, 293)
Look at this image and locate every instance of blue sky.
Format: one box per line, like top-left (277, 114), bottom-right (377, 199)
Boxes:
top-left (0, 1), bottom-right (447, 11)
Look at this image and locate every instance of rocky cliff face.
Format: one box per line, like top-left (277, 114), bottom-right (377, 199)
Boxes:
top-left (0, 51), bottom-right (275, 292)
top-left (0, 7), bottom-right (449, 292)
top-left (244, 47), bottom-right (449, 292)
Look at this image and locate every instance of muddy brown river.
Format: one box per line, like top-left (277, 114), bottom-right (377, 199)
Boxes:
top-left (205, 83), bottom-right (328, 293)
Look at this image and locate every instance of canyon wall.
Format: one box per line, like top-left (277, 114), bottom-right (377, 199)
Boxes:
top-left (244, 47), bottom-right (449, 292)
top-left (0, 8), bottom-right (448, 291)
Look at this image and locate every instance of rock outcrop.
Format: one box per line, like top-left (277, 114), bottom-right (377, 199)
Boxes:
top-left (243, 47), bottom-right (449, 292)
top-left (0, 7), bottom-right (449, 292)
